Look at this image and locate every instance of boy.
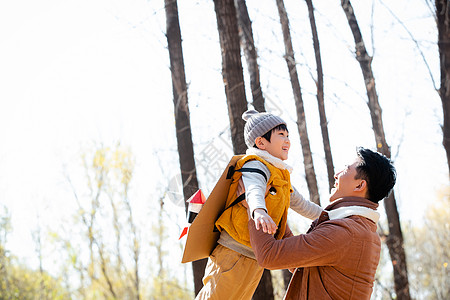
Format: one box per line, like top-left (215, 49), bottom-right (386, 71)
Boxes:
top-left (195, 110), bottom-right (323, 300)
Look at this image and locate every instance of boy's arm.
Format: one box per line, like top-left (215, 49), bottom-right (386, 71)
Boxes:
top-left (290, 186), bottom-right (323, 220)
top-left (241, 161), bottom-right (277, 234)
top-left (241, 160), bottom-right (269, 214)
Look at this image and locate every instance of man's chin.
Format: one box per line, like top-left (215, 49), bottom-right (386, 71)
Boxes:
top-left (329, 189), bottom-right (337, 202)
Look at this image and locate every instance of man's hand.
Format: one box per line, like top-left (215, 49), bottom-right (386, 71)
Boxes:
top-left (253, 208), bottom-right (278, 235)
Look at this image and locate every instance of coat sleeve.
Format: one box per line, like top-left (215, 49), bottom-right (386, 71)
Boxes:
top-left (289, 186), bottom-right (323, 220)
top-left (282, 223), bottom-right (294, 239)
top-left (248, 219), bottom-right (352, 270)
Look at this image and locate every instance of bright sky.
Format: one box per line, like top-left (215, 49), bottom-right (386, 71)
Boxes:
top-left (0, 0), bottom-right (447, 274)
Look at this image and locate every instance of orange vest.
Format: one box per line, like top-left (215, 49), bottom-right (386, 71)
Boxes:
top-left (215, 155), bottom-right (292, 247)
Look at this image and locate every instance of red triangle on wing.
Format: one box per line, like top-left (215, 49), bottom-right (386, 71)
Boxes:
top-left (179, 226), bottom-right (189, 240)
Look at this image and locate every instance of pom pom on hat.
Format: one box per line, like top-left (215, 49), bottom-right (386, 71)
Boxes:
top-left (242, 109), bottom-right (286, 148)
top-left (242, 109), bottom-right (260, 122)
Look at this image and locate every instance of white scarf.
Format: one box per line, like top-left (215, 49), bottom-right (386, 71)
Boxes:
top-left (245, 148), bottom-right (293, 173)
top-left (326, 206), bottom-right (380, 223)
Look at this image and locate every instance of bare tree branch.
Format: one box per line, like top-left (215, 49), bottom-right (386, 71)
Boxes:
top-left (379, 0), bottom-right (438, 90)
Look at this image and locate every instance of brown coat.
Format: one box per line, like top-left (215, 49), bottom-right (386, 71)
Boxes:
top-left (248, 197), bottom-right (381, 300)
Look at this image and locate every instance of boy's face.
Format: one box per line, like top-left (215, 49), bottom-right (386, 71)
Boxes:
top-left (256, 128), bottom-right (290, 160)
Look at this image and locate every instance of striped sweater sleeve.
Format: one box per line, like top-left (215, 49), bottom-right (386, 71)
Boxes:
top-left (289, 186), bottom-right (322, 220)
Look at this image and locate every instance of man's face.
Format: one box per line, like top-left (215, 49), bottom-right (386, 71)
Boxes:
top-left (329, 158), bottom-right (363, 202)
top-left (259, 128), bottom-right (290, 160)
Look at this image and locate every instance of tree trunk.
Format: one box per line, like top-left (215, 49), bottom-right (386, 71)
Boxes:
top-left (214, 0), bottom-right (248, 155)
top-left (340, 1), bottom-right (410, 299)
top-left (235, 0), bottom-right (265, 112)
top-left (214, 1), bottom-right (274, 298)
top-left (165, 0), bottom-right (207, 295)
top-left (436, 0), bottom-right (450, 176)
top-left (276, 0), bottom-right (320, 205)
top-left (252, 269), bottom-right (274, 300)
top-left (305, 0), bottom-right (335, 192)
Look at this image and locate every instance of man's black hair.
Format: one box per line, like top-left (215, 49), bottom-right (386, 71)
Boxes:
top-left (253, 124), bottom-right (288, 148)
top-left (355, 147), bottom-right (396, 203)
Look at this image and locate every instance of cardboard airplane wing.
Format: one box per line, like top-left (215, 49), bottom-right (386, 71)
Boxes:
top-left (181, 155), bottom-right (243, 263)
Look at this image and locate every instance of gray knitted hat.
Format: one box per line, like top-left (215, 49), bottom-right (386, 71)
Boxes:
top-left (242, 109), bottom-right (286, 148)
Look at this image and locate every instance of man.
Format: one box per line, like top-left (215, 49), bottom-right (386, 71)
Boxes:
top-left (247, 147), bottom-right (396, 299)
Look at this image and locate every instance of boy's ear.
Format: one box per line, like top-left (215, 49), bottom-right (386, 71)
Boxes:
top-left (255, 137), bottom-right (266, 150)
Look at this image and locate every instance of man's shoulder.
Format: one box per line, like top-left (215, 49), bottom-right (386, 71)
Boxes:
top-left (318, 215), bottom-right (379, 243)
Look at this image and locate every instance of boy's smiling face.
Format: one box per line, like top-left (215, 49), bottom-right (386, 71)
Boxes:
top-left (255, 128), bottom-right (290, 160)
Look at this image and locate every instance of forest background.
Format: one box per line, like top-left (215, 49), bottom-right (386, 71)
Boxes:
top-left (0, 0), bottom-right (448, 299)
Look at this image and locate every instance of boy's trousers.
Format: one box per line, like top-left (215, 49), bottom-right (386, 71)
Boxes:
top-left (195, 244), bottom-right (264, 300)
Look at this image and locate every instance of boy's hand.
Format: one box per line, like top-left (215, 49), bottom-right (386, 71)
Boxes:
top-left (253, 208), bottom-right (278, 235)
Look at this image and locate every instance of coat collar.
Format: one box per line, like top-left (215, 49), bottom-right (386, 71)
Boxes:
top-left (245, 148), bottom-right (293, 173)
top-left (323, 197), bottom-right (380, 223)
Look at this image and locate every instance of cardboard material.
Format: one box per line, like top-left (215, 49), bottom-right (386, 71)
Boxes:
top-left (181, 155), bottom-right (244, 263)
